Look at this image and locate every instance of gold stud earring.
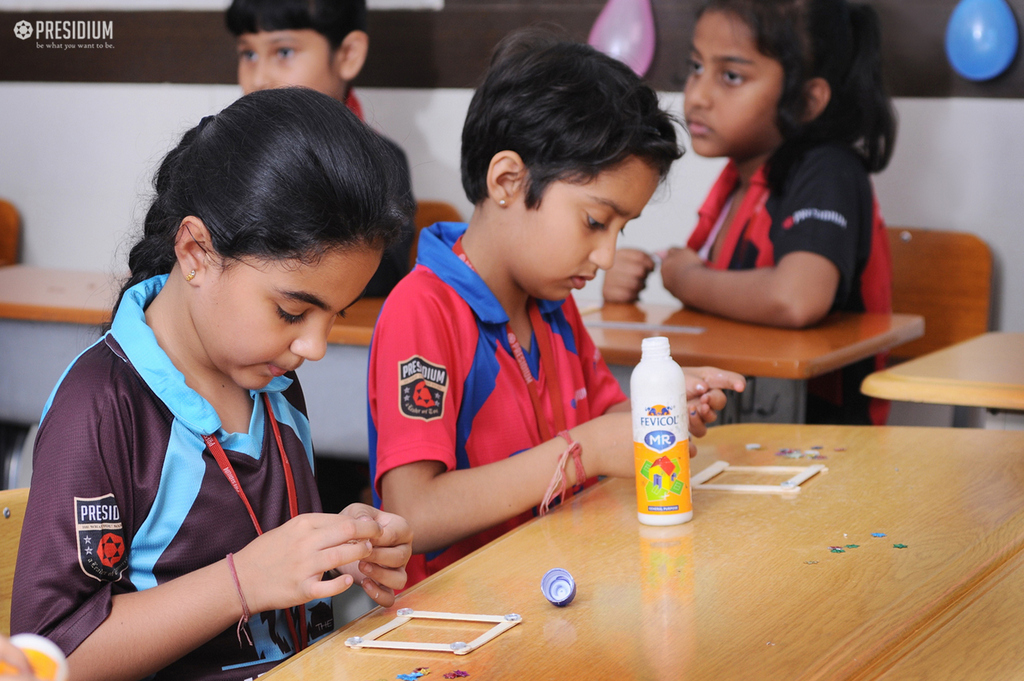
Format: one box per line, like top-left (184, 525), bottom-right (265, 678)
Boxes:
top-left (185, 269), bottom-right (196, 282)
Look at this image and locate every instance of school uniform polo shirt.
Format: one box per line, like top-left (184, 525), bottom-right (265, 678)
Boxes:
top-left (687, 144), bottom-right (892, 425)
top-left (11, 275), bottom-right (332, 681)
top-left (368, 222), bottom-right (626, 585)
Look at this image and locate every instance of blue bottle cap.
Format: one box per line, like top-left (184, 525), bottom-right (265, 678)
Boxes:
top-left (541, 568), bottom-right (576, 607)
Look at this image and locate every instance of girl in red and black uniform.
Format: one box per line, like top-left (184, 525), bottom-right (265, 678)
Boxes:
top-left (604, 0), bottom-right (897, 425)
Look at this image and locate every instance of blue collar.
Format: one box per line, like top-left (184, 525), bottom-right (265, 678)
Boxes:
top-left (110, 275), bottom-right (292, 436)
top-left (417, 222), bottom-right (565, 324)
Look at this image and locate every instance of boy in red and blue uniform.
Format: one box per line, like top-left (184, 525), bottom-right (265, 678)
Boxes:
top-left (368, 31), bottom-right (746, 587)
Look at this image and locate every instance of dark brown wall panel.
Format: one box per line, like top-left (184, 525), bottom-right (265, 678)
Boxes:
top-left (1, 1), bottom-right (1023, 97)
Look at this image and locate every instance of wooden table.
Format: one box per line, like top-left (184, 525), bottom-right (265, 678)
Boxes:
top-left (584, 303), bottom-right (924, 422)
top-left (263, 423), bottom-right (1024, 681)
top-left (0, 266), bottom-right (385, 464)
top-left (861, 332), bottom-right (1024, 412)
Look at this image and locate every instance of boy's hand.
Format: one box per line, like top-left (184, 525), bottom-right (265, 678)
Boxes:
top-left (234, 513), bottom-right (384, 614)
top-left (602, 248), bottom-right (656, 303)
top-left (683, 367), bottom-right (746, 438)
top-left (339, 504), bottom-right (413, 607)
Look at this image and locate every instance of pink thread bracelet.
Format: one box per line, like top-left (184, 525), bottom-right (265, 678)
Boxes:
top-left (226, 552), bottom-right (253, 646)
top-left (539, 431), bottom-right (585, 516)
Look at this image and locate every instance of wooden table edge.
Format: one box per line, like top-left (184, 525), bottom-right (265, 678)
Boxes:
top-left (861, 371), bottom-right (1024, 411)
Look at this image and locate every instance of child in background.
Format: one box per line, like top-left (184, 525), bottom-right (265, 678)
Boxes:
top-left (368, 30), bottom-right (745, 587)
top-left (227, 0), bottom-right (415, 298)
top-left (12, 89), bottom-right (413, 681)
top-left (603, 0), bottom-right (896, 425)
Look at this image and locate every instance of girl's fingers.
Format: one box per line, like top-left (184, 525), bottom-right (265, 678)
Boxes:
top-left (360, 578), bottom-right (397, 607)
top-left (307, 571), bottom-right (355, 601)
top-left (363, 542), bottom-right (412, 570)
top-left (359, 561), bottom-right (408, 592)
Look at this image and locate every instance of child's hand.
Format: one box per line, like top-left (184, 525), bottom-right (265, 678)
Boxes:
top-left (233, 513), bottom-right (385, 614)
top-left (684, 367), bottom-right (746, 438)
top-left (660, 247), bottom-right (704, 293)
top-left (338, 504), bottom-right (413, 607)
top-left (0, 637), bottom-right (38, 680)
top-left (602, 248), bottom-right (656, 303)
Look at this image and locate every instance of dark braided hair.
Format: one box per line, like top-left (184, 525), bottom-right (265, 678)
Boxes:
top-left (114, 86), bottom-right (412, 317)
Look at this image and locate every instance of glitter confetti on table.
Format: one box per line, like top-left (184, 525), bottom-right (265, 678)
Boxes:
top-left (443, 672), bottom-right (469, 679)
top-left (871, 532), bottom-right (886, 537)
top-left (829, 546), bottom-right (846, 553)
top-left (845, 544), bottom-right (859, 549)
top-left (893, 544), bottom-right (908, 549)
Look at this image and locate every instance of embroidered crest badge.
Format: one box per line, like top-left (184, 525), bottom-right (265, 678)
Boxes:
top-left (75, 494), bottom-right (127, 582)
top-left (398, 355), bottom-right (448, 421)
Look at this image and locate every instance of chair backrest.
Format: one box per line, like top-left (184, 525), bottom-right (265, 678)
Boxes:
top-left (888, 227), bottom-right (992, 361)
top-left (0, 488), bottom-right (29, 636)
top-left (410, 200), bottom-right (463, 270)
top-left (0, 199), bottom-right (21, 266)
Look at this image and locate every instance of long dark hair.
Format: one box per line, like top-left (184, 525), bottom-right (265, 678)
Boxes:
top-left (114, 87), bottom-right (411, 317)
top-left (697, 0), bottom-right (896, 189)
top-left (461, 29), bottom-right (683, 208)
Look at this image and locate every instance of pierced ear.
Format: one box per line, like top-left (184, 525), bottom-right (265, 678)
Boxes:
top-left (174, 216), bottom-right (213, 282)
top-left (333, 30), bottom-right (369, 83)
top-left (485, 150), bottom-right (527, 208)
top-left (802, 77), bottom-right (832, 123)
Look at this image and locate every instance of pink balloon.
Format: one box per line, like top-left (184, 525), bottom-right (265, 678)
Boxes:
top-left (588, 0), bottom-right (657, 77)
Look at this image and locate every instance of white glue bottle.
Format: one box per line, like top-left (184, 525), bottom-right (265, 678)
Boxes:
top-left (630, 336), bottom-right (692, 525)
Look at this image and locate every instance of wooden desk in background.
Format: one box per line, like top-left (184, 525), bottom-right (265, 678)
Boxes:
top-left (0, 266), bottom-right (384, 468)
top-left (585, 303), bottom-right (924, 422)
top-left (264, 423), bottom-right (1024, 681)
top-left (861, 332), bottom-right (1024, 414)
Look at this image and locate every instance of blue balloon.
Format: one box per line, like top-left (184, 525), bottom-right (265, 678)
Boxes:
top-left (945, 0), bottom-right (1019, 81)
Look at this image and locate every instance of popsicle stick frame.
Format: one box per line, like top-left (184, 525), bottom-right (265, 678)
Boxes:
top-left (691, 460), bottom-right (827, 495)
top-left (344, 609), bottom-right (522, 655)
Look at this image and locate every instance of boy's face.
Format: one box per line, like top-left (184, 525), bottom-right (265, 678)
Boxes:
top-left (508, 155), bottom-right (660, 302)
top-left (236, 29), bottom-right (350, 101)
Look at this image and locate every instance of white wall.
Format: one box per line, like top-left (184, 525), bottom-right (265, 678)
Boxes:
top-left (0, 83), bottom-right (1020, 331)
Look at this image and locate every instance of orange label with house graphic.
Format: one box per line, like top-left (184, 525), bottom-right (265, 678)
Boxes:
top-left (633, 403), bottom-right (692, 518)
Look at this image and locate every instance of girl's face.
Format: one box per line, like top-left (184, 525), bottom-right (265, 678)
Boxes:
top-left (192, 246), bottom-right (380, 392)
top-left (683, 10), bottom-right (785, 175)
top-left (508, 155), bottom-right (660, 302)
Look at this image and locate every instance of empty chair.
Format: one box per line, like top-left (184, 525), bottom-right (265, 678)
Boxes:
top-left (887, 226), bottom-right (992, 361)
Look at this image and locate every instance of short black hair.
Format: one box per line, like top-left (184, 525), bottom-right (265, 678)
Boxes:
top-left (226, 0), bottom-right (366, 49)
top-left (461, 29), bottom-right (683, 208)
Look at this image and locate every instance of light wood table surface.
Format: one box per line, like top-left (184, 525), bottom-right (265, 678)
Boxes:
top-left (871, 543), bottom-right (1024, 681)
top-left (583, 302), bottom-right (924, 380)
top-left (861, 332), bottom-right (1024, 411)
top-left (264, 423), bottom-right (1024, 681)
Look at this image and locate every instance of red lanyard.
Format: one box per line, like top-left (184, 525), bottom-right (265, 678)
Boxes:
top-left (202, 393), bottom-right (307, 652)
top-left (453, 237), bottom-right (567, 442)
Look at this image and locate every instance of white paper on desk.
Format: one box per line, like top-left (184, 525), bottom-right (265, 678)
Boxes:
top-left (582, 320), bottom-right (705, 335)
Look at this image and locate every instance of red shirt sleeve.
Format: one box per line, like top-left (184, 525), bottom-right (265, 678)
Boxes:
top-left (368, 269), bottom-right (477, 496)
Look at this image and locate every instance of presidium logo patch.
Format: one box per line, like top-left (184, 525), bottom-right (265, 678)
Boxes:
top-left (75, 494), bottom-right (128, 582)
top-left (398, 355), bottom-right (448, 421)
